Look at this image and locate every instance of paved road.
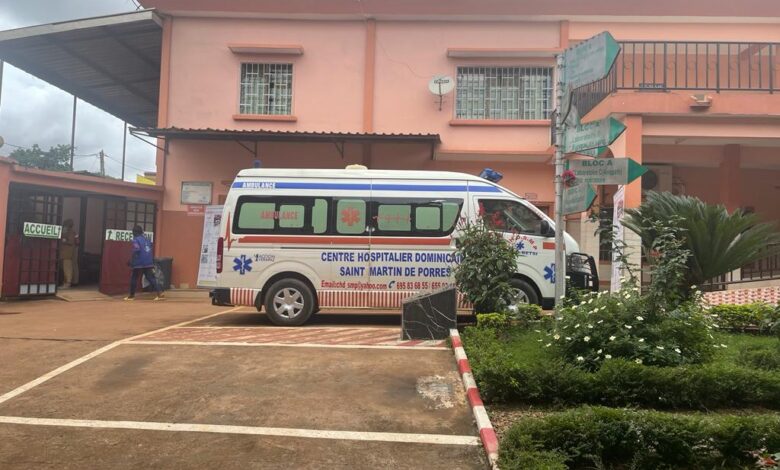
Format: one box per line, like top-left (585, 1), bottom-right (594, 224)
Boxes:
top-left (0, 298), bottom-right (485, 469)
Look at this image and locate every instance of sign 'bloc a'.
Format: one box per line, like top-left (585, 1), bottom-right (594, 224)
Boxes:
top-left (563, 117), bottom-right (626, 154)
top-left (562, 181), bottom-right (597, 215)
top-left (567, 158), bottom-right (648, 185)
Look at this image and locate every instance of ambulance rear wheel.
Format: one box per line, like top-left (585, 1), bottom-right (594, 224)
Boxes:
top-left (264, 279), bottom-right (315, 326)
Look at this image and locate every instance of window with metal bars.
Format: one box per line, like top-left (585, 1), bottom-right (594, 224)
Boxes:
top-left (239, 63), bottom-right (293, 115)
top-left (455, 66), bottom-right (553, 120)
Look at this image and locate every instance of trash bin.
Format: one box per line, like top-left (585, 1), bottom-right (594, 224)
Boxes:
top-left (154, 257), bottom-right (173, 291)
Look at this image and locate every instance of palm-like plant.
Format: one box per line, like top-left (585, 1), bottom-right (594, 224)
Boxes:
top-left (622, 192), bottom-right (780, 288)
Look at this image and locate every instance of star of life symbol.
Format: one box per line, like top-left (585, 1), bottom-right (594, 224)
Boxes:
top-left (544, 263), bottom-right (555, 284)
top-left (233, 255), bottom-right (252, 275)
top-left (340, 207), bottom-right (361, 226)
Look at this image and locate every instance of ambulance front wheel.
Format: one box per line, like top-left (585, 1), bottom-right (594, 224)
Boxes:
top-left (264, 279), bottom-right (315, 326)
top-left (509, 278), bottom-right (539, 307)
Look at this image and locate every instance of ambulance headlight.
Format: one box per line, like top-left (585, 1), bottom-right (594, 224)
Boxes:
top-left (479, 168), bottom-right (503, 183)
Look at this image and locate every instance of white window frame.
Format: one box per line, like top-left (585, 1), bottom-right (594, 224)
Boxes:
top-left (238, 62), bottom-right (294, 116)
top-left (454, 65), bottom-right (553, 120)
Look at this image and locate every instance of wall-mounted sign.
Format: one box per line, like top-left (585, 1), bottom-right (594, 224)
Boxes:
top-left (181, 181), bottom-right (213, 205)
top-left (187, 205), bottom-right (206, 216)
top-left (23, 222), bottom-right (62, 239)
top-left (105, 229), bottom-right (154, 242)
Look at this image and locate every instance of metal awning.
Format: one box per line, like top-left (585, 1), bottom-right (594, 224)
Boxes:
top-left (131, 127), bottom-right (441, 143)
top-left (0, 10), bottom-right (163, 127)
top-left (131, 126), bottom-right (441, 159)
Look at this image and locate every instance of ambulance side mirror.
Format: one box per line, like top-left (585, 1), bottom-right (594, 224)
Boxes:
top-left (541, 220), bottom-right (555, 237)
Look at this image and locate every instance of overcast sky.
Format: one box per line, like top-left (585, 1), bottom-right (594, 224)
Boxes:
top-left (0, 0), bottom-right (155, 180)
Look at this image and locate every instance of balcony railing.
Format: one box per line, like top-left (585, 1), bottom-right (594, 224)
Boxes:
top-left (616, 41), bottom-right (779, 92)
top-left (702, 244), bottom-right (780, 291)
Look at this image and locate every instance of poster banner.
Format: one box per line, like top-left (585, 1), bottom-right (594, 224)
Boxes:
top-left (197, 205), bottom-right (224, 287)
top-left (610, 186), bottom-right (626, 292)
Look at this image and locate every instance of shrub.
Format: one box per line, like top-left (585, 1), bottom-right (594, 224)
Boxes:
top-left (550, 288), bottom-right (715, 369)
top-left (476, 312), bottom-right (511, 330)
top-left (510, 303), bottom-right (543, 326)
top-left (500, 407), bottom-right (780, 470)
top-left (738, 343), bottom-right (780, 372)
top-left (461, 327), bottom-right (780, 409)
top-left (710, 303), bottom-right (777, 332)
top-left (453, 217), bottom-right (519, 313)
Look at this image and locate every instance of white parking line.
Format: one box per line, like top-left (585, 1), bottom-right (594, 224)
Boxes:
top-left (0, 307), bottom-right (243, 406)
top-left (129, 340), bottom-right (449, 351)
top-left (0, 416), bottom-right (480, 446)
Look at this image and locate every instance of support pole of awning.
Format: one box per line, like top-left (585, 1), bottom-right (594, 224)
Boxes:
top-left (121, 121), bottom-right (127, 181)
top-left (69, 95), bottom-right (77, 170)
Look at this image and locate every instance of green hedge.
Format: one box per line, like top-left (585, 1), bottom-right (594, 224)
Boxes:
top-left (500, 406), bottom-right (780, 470)
top-left (462, 327), bottom-right (780, 409)
top-left (709, 302), bottom-right (778, 332)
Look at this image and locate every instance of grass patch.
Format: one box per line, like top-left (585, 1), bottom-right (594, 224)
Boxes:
top-left (462, 326), bottom-right (780, 410)
top-left (500, 406), bottom-right (780, 470)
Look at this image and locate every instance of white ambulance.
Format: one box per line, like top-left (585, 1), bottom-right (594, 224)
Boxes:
top-left (211, 168), bottom-right (597, 325)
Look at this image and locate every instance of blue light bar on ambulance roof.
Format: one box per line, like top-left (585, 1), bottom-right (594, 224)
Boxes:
top-left (479, 168), bottom-right (503, 183)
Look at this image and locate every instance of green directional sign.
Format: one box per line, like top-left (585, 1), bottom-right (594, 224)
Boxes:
top-left (563, 31), bottom-right (620, 90)
top-left (576, 146), bottom-right (609, 158)
top-left (562, 181), bottom-right (597, 215)
top-left (563, 117), bottom-right (626, 154)
top-left (566, 158), bottom-right (648, 185)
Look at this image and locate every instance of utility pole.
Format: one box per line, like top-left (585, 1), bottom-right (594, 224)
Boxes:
top-left (553, 53), bottom-right (567, 303)
top-left (69, 96), bottom-right (77, 170)
top-left (0, 60), bottom-right (4, 114)
top-left (121, 121), bottom-right (127, 180)
top-left (99, 149), bottom-right (105, 177)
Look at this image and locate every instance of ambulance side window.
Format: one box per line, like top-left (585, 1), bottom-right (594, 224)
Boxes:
top-left (233, 196), bottom-right (329, 234)
top-left (479, 199), bottom-right (544, 235)
top-left (371, 198), bottom-right (462, 237)
top-left (335, 199), bottom-right (367, 235)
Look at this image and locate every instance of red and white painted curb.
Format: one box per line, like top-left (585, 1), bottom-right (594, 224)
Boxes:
top-left (450, 328), bottom-right (499, 468)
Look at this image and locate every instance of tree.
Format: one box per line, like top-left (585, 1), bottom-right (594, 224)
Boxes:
top-left (622, 191), bottom-right (780, 291)
top-left (10, 144), bottom-right (72, 171)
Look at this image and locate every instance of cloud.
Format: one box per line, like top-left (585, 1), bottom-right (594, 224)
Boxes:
top-left (0, 0), bottom-right (154, 180)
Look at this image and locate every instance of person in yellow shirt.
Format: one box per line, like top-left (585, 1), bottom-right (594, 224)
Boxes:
top-left (60, 219), bottom-right (79, 288)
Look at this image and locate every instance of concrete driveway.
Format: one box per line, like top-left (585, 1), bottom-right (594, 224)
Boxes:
top-left (0, 298), bottom-right (485, 469)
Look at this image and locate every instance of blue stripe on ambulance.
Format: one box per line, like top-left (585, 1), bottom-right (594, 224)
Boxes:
top-left (231, 181), bottom-right (501, 192)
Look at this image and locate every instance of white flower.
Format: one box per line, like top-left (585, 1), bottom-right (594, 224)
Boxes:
top-left (609, 335), bottom-right (617, 341)
top-left (690, 285), bottom-right (697, 290)
top-left (600, 306), bottom-right (607, 311)
top-left (713, 344), bottom-right (720, 348)
top-left (624, 325), bottom-right (633, 329)
top-left (553, 334), bottom-right (560, 340)
top-left (584, 336), bottom-right (591, 342)
top-left (587, 298), bottom-right (594, 304)
top-left (605, 354), bottom-right (612, 359)
top-left (674, 348), bottom-right (681, 354)
top-left (636, 316), bottom-right (644, 321)
top-left (545, 343), bottom-right (552, 348)
top-left (635, 358), bottom-right (643, 364)
top-left (565, 336), bottom-right (572, 341)
top-left (597, 349), bottom-right (603, 354)
top-left (632, 287), bottom-right (640, 292)
top-left (597, 320), bottom-right (604, 324)
top-left (537, 339), bottom-right (543, 342)
top-left (587, 324), bottom-right (594, 329)
top-left (559, 295), bottom-right (566, 299)
top-left (638, 338), bottom-right (645, 343)
top-left (574, 324), bottom-right (580, 328)
top-left (656, 346), bottom-right (664, 350)
top-left (720, 344), bottom-right (728, 348)
top-left (576, 356), bottom-right (585, 362)
top-left (534, 330), bottom-right (541, 333)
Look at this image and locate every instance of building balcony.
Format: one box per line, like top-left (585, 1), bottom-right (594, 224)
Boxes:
top-left (614, 41), bottom-right (778, 93)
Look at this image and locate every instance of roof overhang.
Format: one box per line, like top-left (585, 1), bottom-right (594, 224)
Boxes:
top-left (131, 127), bottom-right (440, 144)
top-left (0, 10), bottom-right (163, 127)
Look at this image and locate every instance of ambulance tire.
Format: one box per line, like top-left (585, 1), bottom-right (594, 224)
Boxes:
top-left (263, 279), bottom-right (315, 326)
top-left (510, 278), bottom-right (539, 306)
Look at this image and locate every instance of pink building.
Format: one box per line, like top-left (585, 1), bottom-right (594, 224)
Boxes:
top-left (1, 0), bottom-right (779, 293)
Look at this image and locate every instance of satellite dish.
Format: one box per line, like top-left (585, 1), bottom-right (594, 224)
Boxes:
top-left (428, 75), bottom-right (455, 96)
top-left (428, 75), bottom-right (455, 111)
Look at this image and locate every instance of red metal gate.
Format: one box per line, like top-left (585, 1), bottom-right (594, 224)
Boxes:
top-left (2, 188), bottom-right (62, 297)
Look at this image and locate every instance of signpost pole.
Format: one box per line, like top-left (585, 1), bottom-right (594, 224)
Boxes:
top-left (553, 53), bottom-right (567, 304)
